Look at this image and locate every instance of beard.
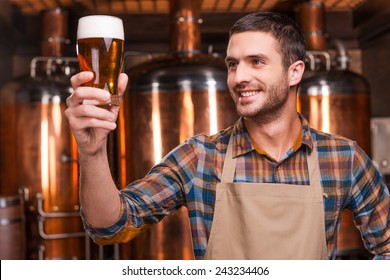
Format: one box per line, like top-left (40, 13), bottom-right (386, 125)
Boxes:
top-left (232, 75), bottom-right (290, 124)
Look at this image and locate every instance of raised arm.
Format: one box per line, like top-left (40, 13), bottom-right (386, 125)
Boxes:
top-left (65, 71), bottom-right (128, 227)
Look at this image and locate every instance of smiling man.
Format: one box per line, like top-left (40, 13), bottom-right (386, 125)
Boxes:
top-left (65, 12), bottom-right (390, 260)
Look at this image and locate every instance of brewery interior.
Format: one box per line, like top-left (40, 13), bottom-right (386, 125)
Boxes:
top-left (0, 0), bottom-right (389, 260)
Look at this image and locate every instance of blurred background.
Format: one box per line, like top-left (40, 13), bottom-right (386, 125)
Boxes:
top-left (0, 0), bottom-right (389, 260)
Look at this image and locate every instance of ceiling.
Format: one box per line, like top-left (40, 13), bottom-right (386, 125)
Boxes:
top-left (1, 0), bottom-right (389, 56)
top-left (10, 0), bottom-right (368, 15)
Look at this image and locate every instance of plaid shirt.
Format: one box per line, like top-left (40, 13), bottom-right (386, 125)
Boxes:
top-left (83, 114), bottom-right (390, 260)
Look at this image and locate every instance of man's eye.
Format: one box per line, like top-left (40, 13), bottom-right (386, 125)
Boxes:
top-left (227, 62), bottom-right (237, 69)
top-left (253, 60), bottom-right (263, 65)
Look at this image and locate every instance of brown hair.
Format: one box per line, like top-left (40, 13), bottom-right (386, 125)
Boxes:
top-left (229, 12), bottom-right (306, 70)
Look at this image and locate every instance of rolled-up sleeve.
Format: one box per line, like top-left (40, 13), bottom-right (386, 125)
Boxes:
top-left (81, 140), bottom-right (198, 245)
top-left (350, 143), bottom-right (390, 259)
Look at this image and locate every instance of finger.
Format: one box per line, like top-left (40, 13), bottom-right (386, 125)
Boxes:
top-left (67, 86), bottom-right (111, 108)
top-left (67, 72), bottom-right (97, 107)
top-left (69, 116), bottom-right (117, 132)
top-left (70, 71), bottom-right (94, 89)
top-left (66, 103), bottom-right (117, 122)
top-left (65, 106), bottom-right (118, 133)
top-left (66, 90), bottom-right (82, 108)
top-left (117, 73), bottom-right (129, 98)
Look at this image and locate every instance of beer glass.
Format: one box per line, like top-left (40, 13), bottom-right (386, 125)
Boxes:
top-left (76, 15), bottom-right (124, 106)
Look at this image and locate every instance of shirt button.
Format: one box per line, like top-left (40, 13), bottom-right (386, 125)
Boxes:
top-left (323, 193), bottom-right (329, 199)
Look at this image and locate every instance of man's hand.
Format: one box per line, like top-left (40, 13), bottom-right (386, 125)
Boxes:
top-left (65, 71), bottom-right (128, 156)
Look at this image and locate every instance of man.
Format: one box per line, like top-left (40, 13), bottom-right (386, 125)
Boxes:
top-left (65, 12), bottom-right (390, 259)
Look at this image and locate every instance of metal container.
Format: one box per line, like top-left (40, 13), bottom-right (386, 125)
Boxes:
top-left (298, 2), bottom-right (372, 259)
top-left (298, 69), bottom-right (371, 153)
top-left (118, 0), bottom-right (237, 259)
top-left (298, 67), bottom-right (371, 258)
top-left (0, 58), bottom-right (85, 260)
top-left (0, 8), bottom-right (87, 260)
top-left (298, 1), bottom-right (327, 52)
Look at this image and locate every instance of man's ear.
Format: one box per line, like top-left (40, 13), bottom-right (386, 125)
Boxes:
top-left (288, 60), bottom-right (305, 87)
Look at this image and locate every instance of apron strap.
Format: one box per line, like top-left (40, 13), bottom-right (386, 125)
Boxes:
top-left (307, 144), bottom-right (318, 182)
top-left (306, 143), bottom-right (323, 196)
top-left (220, 135), bottom-right (236, 183)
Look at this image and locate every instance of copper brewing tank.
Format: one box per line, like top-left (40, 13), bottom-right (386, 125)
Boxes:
top-left (298, 1), bottom-right (327, 52)
top-left (0, 8), bottom-right (86, 260)
top-left (297, 1), bottom-right (371, 259)
top-left (118, 0), bottom-right (237, 259)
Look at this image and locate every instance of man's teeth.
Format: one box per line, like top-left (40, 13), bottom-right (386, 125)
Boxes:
top-left (240, 91), bottom-right (257, 97)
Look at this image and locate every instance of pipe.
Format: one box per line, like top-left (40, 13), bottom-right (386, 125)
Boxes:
top-left (169, 0), bottom-right (202, 55)
top-left (331, 39), bottom-right (349, 70)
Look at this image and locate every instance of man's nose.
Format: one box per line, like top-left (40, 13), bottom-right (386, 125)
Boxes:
top-left (233, 64), bottom-right (251, 84)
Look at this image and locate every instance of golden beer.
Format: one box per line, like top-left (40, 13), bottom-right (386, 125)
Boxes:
top-left (76, 15), bottom-right (124, 106)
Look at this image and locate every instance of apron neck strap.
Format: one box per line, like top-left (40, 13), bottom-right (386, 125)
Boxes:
top-left (221, 135), bottom-right (236, 183)
top-left (306, 142), bottom-right (320, 186)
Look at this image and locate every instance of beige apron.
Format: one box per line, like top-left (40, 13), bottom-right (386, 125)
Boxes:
top-left (204, 136), bottom-right (328, 260)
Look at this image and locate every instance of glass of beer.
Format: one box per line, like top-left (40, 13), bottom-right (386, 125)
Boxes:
top-left (76, 15), bottom-right (124, 106)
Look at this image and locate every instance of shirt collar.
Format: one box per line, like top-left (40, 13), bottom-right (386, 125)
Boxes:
top-left (231, 117), bottom-right (253, 157)
top-left (231, 113), bottom-right (314, 158)
top-left (299, 113), bottom-right (314, 152)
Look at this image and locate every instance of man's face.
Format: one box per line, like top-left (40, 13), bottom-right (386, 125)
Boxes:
top-left (225, 31), bottom-right (290, 121)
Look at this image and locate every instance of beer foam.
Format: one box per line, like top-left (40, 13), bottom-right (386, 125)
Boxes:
top-left (77, 15), bottom-right (124, 40)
